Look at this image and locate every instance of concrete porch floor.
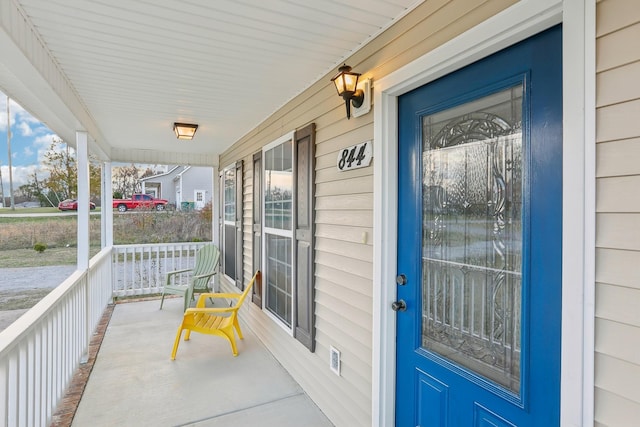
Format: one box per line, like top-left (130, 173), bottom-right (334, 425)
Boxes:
top-left (71, 297), bottom-right (333, 427)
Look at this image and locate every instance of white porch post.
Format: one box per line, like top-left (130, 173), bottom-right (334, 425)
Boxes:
top-left (212, 165), bottom-right (220, 247)
top-left (102, 161), bottom-right (113, 248)
top-left (76, 131), bottom-right (90, 270)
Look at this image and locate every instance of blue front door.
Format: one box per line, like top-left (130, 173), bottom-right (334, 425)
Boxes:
top-left (396, 26), bottom-right (562, 426)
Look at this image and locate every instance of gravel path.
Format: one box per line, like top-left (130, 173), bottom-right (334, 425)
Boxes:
top-left (0, 265), bottom-right (77, 331)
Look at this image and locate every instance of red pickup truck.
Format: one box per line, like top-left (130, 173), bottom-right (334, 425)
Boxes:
top-left (113, 194), bottom-right (169, 212)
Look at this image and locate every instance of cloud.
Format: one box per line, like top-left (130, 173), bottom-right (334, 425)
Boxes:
top-left (0, 164), bottom-right (46, 190)
top-left (23, 146), bottom-right (34, 157)
top-left (17, 121), bottom-right (33, 136)
top-left (0, 95), bottom-right (47, 134)
top-left (33, 133), bottom-right (59, 162)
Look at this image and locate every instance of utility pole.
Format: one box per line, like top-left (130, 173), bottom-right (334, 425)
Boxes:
top-left (6, 96), bottom-right (15, 210)
top-left (0, 157), bottom-right (4, 208)
top-left (0, 98), bottom-right (5, 207)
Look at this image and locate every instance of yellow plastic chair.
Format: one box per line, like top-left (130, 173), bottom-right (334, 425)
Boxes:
top-left (160, 244), bottom-right (220, 312)
top-left (171, 270), bottom-right (260, 359)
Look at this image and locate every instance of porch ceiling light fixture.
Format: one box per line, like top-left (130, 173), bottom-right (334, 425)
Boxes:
top-left (173, 122), bottom-right (198, 140)
top-left (331, 64), bottom-right (364, 120)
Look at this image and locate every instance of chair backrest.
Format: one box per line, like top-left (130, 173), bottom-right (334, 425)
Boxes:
top-left (234, 271), bottom-right (260, 308)
top-left (192, 245), bottom-right (220, 291)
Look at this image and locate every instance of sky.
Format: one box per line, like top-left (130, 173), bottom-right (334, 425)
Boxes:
top-left (0, 92), bottom-right (63, 193)
top-left (0, 91), bottom-right (173, 201)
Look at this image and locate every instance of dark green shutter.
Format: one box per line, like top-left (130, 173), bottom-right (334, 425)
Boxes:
top-left (252, 151), bottom-right (262, 306)
top-left (235, 160), bottom-right (244, 289)
top-left (293, 123), bottom-right (316, 352)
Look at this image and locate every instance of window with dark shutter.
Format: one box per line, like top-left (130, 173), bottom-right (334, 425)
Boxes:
top-left (258, 124), bottom-right (315, 352)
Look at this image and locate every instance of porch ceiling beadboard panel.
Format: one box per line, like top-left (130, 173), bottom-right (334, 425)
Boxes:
top-left (217, 1), bottom-right (518, 426)
top-left (595, 0), bottom-right (640, 424)
top-left (2, 0), bottom-right (423, 166)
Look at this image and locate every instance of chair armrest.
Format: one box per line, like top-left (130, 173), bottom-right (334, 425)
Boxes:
top-left (185, 307), bottom-right (236, 314)
top-left (193, 272), bottom-right (216, 280)
top-left (195, 292), bottom-right (241, 307)
top-left (166, 268), bottom-right (193, 285)
top-left (167, 268), bottom-right (192, 275)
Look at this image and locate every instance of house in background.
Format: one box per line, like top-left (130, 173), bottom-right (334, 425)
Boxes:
top-left (140, 166), bottom-right (213, 210)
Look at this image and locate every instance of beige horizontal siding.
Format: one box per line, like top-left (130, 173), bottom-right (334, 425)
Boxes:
top-left (595, 353), bottom-right (640, 405)
top-left (595, 248), bottom-right (640, 290)
top-left (595, 387), bottom-right (640, 426)
top-left (596, 99), bottom-right (640, 143)
top-left (596, 283), bottom-right (640, 327)
top-left (596, 0), bottom-right (640, 423)
top-left (596, 138), bottom-right (640, 178)
top-left (218, 1), bottom-right (517, 425)
top-left (596, 317), bottom-right (640, 361)
top-left (596, 213), bottom-right (640, 250)
top-left (596, 61), bottom-right (640, 108)
top-left (596, 21), bottom-right (640, 72)
top-left (597, 0), bottom-right (640, 37)
top-left (315, 264), bottom-right (374, 296)
top-left (315, 224), bottom-right (373, 246)
top-left (596, 176), bottom-right (640, 212)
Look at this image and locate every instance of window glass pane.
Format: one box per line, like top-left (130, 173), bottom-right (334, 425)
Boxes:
top-left (224, 168), bottom-right (235, 222)
top-left (421, 86), bottom-right (523, 393)
top-left (265, 234), bottom-right (292, 326)
top-left (264, 140), bottom-right (293, 230)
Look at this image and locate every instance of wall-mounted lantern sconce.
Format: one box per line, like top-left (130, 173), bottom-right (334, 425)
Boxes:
top-left (173, 122), bottom-right (198, 140)
top-left (331, 64), bottom-right (365, 120)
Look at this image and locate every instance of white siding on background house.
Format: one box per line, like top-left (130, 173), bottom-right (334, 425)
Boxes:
top-left (595, 0), bottom-right (640, 424)
top-left (218, 1), bottom-right (517, 426)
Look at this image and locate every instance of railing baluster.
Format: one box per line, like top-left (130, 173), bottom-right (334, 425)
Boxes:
top-left (0, 249), bottom-right (113, 426)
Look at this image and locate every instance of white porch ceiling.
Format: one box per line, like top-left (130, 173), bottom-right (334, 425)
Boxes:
top-left (0, 0), bottom-right (423, 166)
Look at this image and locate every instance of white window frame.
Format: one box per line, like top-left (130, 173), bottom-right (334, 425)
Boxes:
top-left (261, 131), bottom-right (296, 334)
top-left (221, 164), bottom-right (236, 282)
top-left (372, 0), bottom-right (595, 426)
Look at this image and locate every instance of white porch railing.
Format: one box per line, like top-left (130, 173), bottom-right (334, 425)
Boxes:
top-left (0, 248), bottom-right (113, 427)
top-left (0, 242), bottom-right (207, 426)
top-left (112, 242), bottom-right (208, 297)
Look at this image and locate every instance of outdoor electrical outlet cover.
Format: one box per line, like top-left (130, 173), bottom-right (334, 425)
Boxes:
top-left (330, 346), bottom-right (341, 376)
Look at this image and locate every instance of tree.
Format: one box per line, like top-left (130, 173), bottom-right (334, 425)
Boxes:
top-left (43, 138), bottom-right (76, 203)
top-left (112, 164), bottom-right (142, 197)
top-left (23, 138), bottom-right (102, 205)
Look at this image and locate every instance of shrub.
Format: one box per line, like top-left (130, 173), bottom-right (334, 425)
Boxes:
top-left (199, 201), bottom-right (213, 222)
top-left (34, 242), bottom-right (47, 253)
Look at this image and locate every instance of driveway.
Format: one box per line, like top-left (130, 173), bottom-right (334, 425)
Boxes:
top-left (0, 265), bottom-right (76, 331)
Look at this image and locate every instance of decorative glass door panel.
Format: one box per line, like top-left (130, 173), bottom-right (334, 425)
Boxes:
top-left (422, 87), bottom-right (523, 393)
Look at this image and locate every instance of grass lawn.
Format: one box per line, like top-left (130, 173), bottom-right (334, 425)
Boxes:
top-left (0, 207), bottom-right (211, 268)
top-left (0, 207), bottom-right (105, 214)
top-left (0, 246), bottom-right (103, 268)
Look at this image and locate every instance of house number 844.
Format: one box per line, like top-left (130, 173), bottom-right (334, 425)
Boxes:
top-left (336, 140), bottom-right (372, 171)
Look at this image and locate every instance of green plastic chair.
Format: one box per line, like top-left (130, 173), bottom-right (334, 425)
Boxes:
top-left (160, 244), bottom-right (220, 312)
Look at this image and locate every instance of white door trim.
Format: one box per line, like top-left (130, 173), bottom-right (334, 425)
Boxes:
top-left (372, 0), bottom-right (595, 426)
